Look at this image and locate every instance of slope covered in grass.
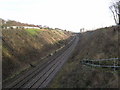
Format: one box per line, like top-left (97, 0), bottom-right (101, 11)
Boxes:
top-left (2, 28), bottom-right (72, 81)
top-left (50, 26), bottom-right (120, 88)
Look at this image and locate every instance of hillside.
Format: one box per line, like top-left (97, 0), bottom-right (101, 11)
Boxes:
top-left (2, 28), bottom-right (72, 81)
top-left (1, 19), bottom-right (38, 27)
top-left (50, 26), bottom-right (120, 88)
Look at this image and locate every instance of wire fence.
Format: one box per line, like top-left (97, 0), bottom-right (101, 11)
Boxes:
top-left (81, 58), bottom-right (120, 70)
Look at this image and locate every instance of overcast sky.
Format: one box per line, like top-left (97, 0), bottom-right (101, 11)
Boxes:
top-left (0, 0), bottom-right (116, 32)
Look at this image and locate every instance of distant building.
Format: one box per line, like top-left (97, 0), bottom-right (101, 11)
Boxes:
top-left (2, 26), bottom-right (40, 29)
top-left (23, 26), bottom-right (40, 29)
top-left (43, 25), bottom-right (49, 29)
top-left (38, 25), bottom-right (42, 29)
top-left (55, 28), bottom-right (62, 31)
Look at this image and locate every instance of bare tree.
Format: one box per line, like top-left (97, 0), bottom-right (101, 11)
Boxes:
top-left (110, 1), bottom-right (120, 25)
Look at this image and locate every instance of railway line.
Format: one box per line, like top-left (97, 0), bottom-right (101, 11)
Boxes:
top-left (3, 35), bottom-right (79, 89)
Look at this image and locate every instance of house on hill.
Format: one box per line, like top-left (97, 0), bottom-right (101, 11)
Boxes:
top-left (1, 19), bottom-right (42, 29)
top-left (2, 26), bottom-right (40, 29)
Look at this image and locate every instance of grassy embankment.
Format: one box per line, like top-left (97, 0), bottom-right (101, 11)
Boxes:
top-left (50, 26), bottom-right (120, 88)
top-left (2, 28), bottom-right (72, 81)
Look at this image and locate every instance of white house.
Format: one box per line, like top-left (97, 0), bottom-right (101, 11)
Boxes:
top-left (23, 26), bottom-right (40, 29)
top-left (2, 26), bottom-right (40, 29)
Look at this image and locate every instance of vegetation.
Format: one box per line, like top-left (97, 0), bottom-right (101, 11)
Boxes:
top-left (2, 27), bottom-right (72, 81)
top-left (25, 29), bottom-right (40, 35)
top-left (110, 1), bottom-right (120, 25)
top-left (2, 20), bottom-right (38, 27)
top-left (49, 26), bottom-right (120, 88)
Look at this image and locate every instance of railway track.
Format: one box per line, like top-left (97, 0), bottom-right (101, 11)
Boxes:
top-left (3, 35), bottom-right (79, 89)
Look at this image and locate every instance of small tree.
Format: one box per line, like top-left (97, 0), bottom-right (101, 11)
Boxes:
top-left (110, 1), bottom-right (120, 25)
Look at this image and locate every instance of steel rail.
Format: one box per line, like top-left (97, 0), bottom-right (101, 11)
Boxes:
top-left (3, 35), bottom-right (78, 89)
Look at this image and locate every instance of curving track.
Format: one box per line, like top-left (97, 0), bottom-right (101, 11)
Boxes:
top-left (3, 35), bottom-right (79, 89)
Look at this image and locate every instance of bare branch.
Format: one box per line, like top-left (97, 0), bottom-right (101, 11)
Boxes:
top-left (110, 1), bottom-right (120, 25)
top-left (109, 6), bottom-right (118, 24)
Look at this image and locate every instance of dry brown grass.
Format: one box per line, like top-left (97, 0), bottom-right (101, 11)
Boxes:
top-left (2, 28), bottom-right (72, 81)
top-left (49, 26), bottom-right (120, 88)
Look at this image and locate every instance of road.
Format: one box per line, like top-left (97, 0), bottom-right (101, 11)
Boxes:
top-left (3, 35), bottom-right (79, 89)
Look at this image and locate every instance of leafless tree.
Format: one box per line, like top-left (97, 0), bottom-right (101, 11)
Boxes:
top-left (109, 1), bottom-right (120, 25)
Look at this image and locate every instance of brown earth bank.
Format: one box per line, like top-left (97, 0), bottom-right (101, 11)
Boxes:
top-left (2, 28), bottom-right (72, 81)
top-left (49, 26), bottom-right (120, 88)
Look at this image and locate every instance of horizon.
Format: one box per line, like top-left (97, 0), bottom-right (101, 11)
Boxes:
top-left (0, 0), bottom-right (116, 32)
